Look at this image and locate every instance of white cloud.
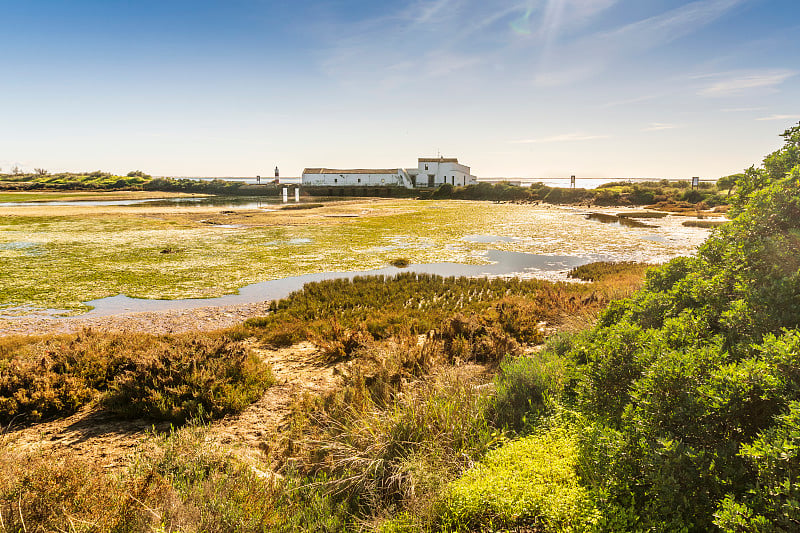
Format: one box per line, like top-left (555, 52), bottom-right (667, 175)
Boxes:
top-left (698, 69), bottom-right (797, 96)
top-left (511, 132), bottom-right (610, 143)
top-left (643, 123), bottom-right (680, 131)
top-left (756, 114), bottom-right (800, 121)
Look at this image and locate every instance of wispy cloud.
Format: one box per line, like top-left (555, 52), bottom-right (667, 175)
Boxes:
top-left (533, 0), bottom-right (749, 87)
top-left (698, 69), bottom-right (797, 96)
top-left (643, 123), bottom-right (680, 131)
top-left (511, 132), bottom-right (610, 143)
top-left (720, 106), bottom-right (767, 112)
top-left (315, 0), bottom-right (518, 88)
top-left (756, 114), bottom-right (800, 121)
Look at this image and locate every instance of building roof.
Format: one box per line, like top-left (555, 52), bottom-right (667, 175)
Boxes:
top-left (303, 168), bottom-right (400, 175)
top-left (418, 157), bottom-right (459, 163)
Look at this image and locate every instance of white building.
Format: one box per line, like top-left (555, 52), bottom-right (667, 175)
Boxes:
top-left (302, 157), bottom-right (477, 189)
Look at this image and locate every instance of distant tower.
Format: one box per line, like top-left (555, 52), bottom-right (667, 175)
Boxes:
top-left (275, 166), bottom-right (279, 179)
top-left (570, 175), bottom-right (576, 188)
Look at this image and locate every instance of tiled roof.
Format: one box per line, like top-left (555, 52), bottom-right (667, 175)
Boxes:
top-left (302, 168), bottom-right (400, 175)
top-left (418, 158), bottom-right (459, 163)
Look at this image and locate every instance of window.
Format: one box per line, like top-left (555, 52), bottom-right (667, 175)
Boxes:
top-left (358, 178), bottom-right (361, 183)
top-left (425, 164), bottom-right (428, 170)
top-left (334, 178), bottom-right (338, 183)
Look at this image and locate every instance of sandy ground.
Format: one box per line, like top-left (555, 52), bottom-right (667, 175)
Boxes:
top-left (0, 301), bottom-right (341, 470)
top-left (2, 338), bottom-right (339, 470)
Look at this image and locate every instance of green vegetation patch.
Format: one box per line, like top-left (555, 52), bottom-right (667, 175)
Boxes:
top-left (245, 272), bottom-right (619, 349)
top-left (440, 426), bottom-right (598, 532)
top-left (0, 200), bottom-right (690, 313)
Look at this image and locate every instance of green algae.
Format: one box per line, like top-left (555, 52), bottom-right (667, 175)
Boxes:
top-left (0, 200), bottom-right (709, 313)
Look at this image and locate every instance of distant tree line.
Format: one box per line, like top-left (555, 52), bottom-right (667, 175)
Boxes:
top-left (422, 178), bottom-right (730, 207)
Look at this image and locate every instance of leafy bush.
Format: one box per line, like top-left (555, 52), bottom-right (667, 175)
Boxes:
top-left (439, 426), bottom-right (598, 532)
top-left (566, 124), bottom-right (800, 530)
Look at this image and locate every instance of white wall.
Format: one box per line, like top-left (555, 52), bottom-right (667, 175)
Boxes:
top-left (302, 171), bottom-right (403, 187)
top-left (411, 160), bottom-right (477, 187)
top-left (302, 158), bottom-right (478, 188)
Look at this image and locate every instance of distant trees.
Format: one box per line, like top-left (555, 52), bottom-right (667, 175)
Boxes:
top-left (126, 170), bottom-right (151, 179)
top-left (716, 173), bottom-right (740, 196)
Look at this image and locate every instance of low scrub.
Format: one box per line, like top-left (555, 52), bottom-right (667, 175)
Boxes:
top-left (568, 261), bottom-right (651, 283)
top-left (103, 335), bottom-right (274, 422)
top-left (287, 372), bottom-right (496, 524)
top-left (490, 352), bottom-right (570, 432)
top-left (422, 179), bottom-right (727, 207)
top-left (0, 330), bottom-right (273, 424)
top-left (245, 271), bottom-right (632, 350)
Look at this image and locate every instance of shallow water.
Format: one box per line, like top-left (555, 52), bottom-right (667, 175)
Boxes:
top-left (76, 250), bottom-right (598, 317)
top-left (584, 213), bottom-right (654, 228)
top-left (462, 235), bottom-right (520, 244)
top-left (0, 196), bottom-right (351, 209)
top-left (0, 200), bottom-right (714, 318)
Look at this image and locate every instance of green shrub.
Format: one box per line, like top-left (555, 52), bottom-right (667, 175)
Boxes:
top-left (715, 401), bottom-right (800, 531)
top-left (439, 426), bottom-right (599, 532)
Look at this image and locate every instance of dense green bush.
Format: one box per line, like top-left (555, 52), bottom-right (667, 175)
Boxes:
top-left (567, 123), bottom-right (800, 530)
top-left (439, 425), bottom-right (598, 532)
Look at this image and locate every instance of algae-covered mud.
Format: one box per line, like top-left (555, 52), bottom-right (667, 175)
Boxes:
top-left (0, 198), bottom-right (713, 314)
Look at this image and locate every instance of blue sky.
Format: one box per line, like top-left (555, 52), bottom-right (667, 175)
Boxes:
top-left (1, 0), bottom-right (798, 179)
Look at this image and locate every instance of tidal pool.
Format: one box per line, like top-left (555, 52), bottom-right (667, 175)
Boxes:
top-left (0, 199), bottom-right (714, 316)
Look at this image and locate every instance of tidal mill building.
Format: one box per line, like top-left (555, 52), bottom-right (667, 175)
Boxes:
top-left (301, 157), bottom-right (478, 189)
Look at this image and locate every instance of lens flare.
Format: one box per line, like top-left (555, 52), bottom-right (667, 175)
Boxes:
top-left (510, 8), bottom-right (533, 35)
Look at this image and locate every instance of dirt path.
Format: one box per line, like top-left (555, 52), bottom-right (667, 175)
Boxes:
top-left (210, 342), bottom-right (339, 464)
top-left (2, 340), bottom-right (340, 471)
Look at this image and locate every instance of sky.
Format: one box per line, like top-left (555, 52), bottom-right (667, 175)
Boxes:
top-left (1, 0), bottom-right (799, 179)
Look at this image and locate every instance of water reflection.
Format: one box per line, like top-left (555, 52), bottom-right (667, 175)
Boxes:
top-left (584, 213), bottom-right (654, 228)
